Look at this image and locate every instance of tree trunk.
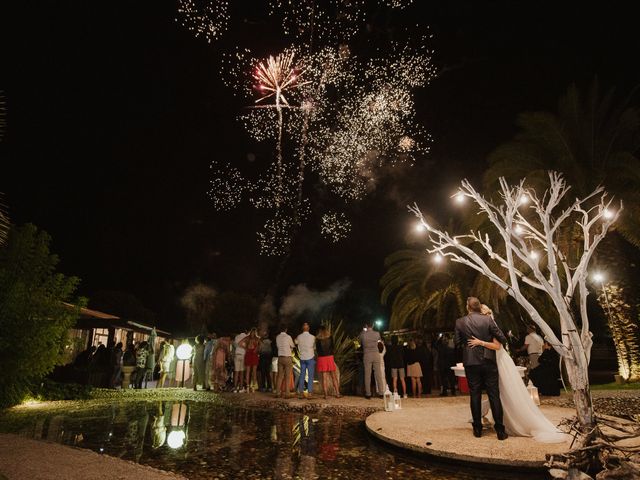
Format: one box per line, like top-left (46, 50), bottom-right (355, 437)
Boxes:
top-left (563, 330), bottom-right (597, 435)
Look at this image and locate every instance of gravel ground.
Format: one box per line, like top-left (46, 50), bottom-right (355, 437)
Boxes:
top-left (541, 390), bottom-right (640, 420)
top-left (89, 387), bottom-right (383, 418)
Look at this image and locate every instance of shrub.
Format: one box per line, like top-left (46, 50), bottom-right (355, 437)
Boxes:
top-left (0, 224), bottom-right (84, 408)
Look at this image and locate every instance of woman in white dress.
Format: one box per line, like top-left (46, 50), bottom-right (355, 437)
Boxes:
top-left (467, 306), bottom-right (569, 444)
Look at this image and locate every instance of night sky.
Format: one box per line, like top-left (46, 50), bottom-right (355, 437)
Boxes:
top-left (2, 1), bottom-right (639, 332)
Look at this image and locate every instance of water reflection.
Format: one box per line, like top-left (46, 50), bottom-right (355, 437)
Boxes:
top-left (1, 401), bottom-right (534, 480)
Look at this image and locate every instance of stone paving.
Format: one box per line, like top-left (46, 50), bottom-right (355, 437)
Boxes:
top-left (365, 396), bottom-right (574, 469)
top-left (0, 434), bottom-right (186, 480)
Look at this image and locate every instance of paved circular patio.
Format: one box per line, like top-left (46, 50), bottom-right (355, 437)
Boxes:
top-left (365, 396), bottom-right (573, 470)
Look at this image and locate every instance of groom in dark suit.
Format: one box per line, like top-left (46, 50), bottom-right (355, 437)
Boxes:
top-left (455, 297), bottom-right (508, 440)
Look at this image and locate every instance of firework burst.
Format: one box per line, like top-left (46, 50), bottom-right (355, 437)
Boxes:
top-left (208, 4), bottom-right (436, 256)
top-left (253, 52), bottom-right (309, 108)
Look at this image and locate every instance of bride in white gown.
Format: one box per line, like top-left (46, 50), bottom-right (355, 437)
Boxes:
top-left (468, 307), bottom-right (569, 444)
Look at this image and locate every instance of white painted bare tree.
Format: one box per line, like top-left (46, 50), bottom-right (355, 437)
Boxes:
top-left (409, 171), bottom-right (621, 434)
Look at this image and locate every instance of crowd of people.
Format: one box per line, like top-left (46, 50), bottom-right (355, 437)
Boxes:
top-left (73, 339), bottom-right (160, 389)
top-left (185, 322), bottom-right (342, 400)
top-left (69, 319), bottom-right (560, 398)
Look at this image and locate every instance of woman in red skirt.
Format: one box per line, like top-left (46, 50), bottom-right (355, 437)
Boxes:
top-left (240, 328), bottom-right (261, 392)
top-left (316, 325), bottom-right (341, 399)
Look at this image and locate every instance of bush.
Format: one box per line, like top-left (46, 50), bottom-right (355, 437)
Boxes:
top-left (34, 379), bottom-right (92, 401)
top-left (0, 224), bottom-right (84, 408)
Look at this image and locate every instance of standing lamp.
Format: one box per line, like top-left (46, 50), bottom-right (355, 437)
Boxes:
top-left (176, 342), bottom-right (193, 388)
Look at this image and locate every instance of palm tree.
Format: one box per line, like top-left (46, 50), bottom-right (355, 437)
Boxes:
top-left (484, 79), bottom-right (640, 380)
top-left (381, 249), bottom-right (465, 332)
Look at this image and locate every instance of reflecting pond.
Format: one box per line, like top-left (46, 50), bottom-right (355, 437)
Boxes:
top-left (0, 401), bottom-right (537, 479)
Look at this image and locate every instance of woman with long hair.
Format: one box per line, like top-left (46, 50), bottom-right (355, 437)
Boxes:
top-left (240, 328), bottom-right (261, 392)
top-left (316, 325), bottom-right (341, 399)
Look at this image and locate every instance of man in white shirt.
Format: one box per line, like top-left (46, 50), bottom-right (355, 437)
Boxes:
top-left (234, 329), bottom-right (248, 392)
top-left (295, 322), bottom-right (316, 399)
top-left (275, 324), bottom-right (295, 399)
top-left (520, 325), bottom-right (544, 369)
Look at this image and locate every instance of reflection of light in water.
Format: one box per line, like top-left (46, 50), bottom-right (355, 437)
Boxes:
top-left (167, 429), bottom-right (186, 449)
top-left (270, 424), bottom-right (278, 442)
top-left (292, 415), bottom-right (310, 449)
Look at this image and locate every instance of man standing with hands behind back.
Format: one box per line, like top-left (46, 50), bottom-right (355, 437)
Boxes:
top-left (359, 321), bottom-right (385, 399)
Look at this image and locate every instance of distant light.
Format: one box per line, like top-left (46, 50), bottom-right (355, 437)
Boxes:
top-left (519, 194), bottom-right (529, 205)
top-left (99, 447), bottom-right (104, 453)
top-left (454, 192), bottom-right (465, 204)
top-left (592, 272), bottom-right (605, 283)
top-left (603, 208), bottom-right (614, 220)
top-left (176, 343), bottom-right (193, 361)
top-left (167, 430), bottom-right (186, 449)
top-left (375, 319), bottom-right (384, 329)
top-left (415, 223), bottom-right (426, 232)
top-left (530, 251), bottom-right (539, 260)
top-left (433, 253), bottom-right (443, 264)
top-left (514, 225), bottom-right (524, 235)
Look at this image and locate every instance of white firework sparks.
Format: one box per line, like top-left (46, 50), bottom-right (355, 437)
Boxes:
top-left (321, 212), bottom-right (351, 243)
top-left (207, 160), bottom-right (247, 211)
top-left (176, 0), bottom-right (229, 43)
top-left (257, 211), bottom-right (294, 256)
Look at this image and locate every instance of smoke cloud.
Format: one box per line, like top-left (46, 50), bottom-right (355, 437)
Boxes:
top-left (279, 279), bottom-right (351, 318)
top-left (180, 283), bottom-right (218, 333)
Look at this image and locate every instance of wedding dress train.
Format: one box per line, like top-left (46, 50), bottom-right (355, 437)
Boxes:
top-left (494, 347), bottom-right (569, 443)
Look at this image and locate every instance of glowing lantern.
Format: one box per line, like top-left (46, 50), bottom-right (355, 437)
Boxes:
top-left (393, 391), bottom-right (402, 410)
top-left (527, 380), bottom-right (540, 406)
top-left (383, 387), bottom-right (394, 412)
